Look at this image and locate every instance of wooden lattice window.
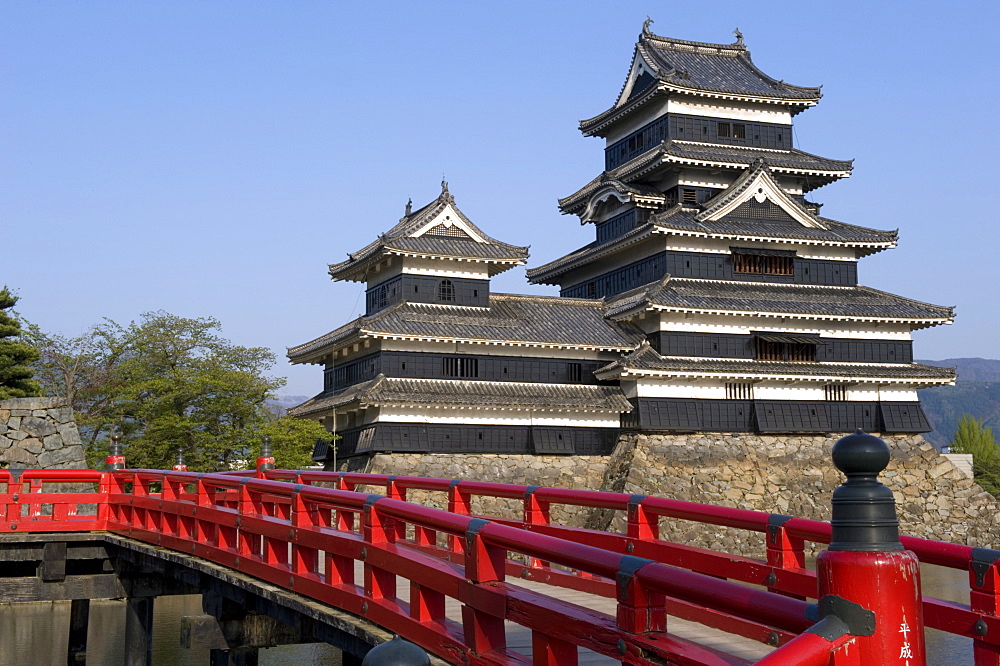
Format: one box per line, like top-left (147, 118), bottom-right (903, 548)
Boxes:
top-left (438, 280), bottom-right (455, 302)
top-left (726, 383), bottom-right (753, 400)
top-left (757, 338), bottom-right (816, 363)
top-left (681, 188), bottom-right (698, 205)
top-left (825, 385), bottom-right (848, 401)
top-left (567, 363), bottom-right (583, 383)
top-left (732, 252), bottom-right (794, 276)
top-left (756, 340), bottom-right (784, 361)
top-left (718, 122), bottom-right (731, 138)
top-left (733, 124), bottom-right (746, 139)
top-left (442, 357), bottom-right (478, 378)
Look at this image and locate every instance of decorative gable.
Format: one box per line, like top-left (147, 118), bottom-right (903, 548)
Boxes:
top-left (412, 203), bottom-right (486, 242)
top-left (696, 160), bottom-right (826, 229)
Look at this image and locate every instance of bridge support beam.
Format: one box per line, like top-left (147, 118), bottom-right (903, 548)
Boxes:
top-left (124, 596), bottom-right (154, 666)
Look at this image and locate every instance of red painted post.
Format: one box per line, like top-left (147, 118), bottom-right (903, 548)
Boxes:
top-left (816, 430), bottom-right (926, 664)
top-left (970, 549), bottom-right (1000, 665)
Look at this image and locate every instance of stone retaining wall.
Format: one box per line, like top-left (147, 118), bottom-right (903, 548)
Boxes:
top-left (0, 397), bottom-right (87, 469)
top-left (358, 432), bottom-right (1000, 557)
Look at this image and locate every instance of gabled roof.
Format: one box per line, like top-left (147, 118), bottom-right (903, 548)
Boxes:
top-left (556, 174), bottom-right (666, 220)
top-left (594, 341), bottom-right (956, 386)
top-left (604, 275), bottom-right (955, 328)
top-left (696, 159), bottom-right (825, 228)
top-left (581, 23), bottom-right (822, 137)
top-left (287, 375), bottom-right (633, 417)
top-left (328, 182), bottom-right (529, 282)
top-left (288, 293), bottom-right (645, 364)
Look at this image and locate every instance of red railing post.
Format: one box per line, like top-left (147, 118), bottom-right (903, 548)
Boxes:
top-left (817, 431), bottom-right (925, 664)
top-left (970, 548), bottom-right (1000, 665)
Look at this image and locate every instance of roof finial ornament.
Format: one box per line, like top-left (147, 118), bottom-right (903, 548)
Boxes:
top-left (643, 16), bottom-right (654, 35)
top-left (441, 176), bottom-right (448, 194)
top-left (733, 27), bottom-right (744, 46)
top-left (405, 198), bottom-right (412, 216)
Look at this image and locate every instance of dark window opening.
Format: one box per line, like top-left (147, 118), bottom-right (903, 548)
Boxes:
top-left (717, 122), bottom-right (731, 138)
top-left (438, 279), bottom-right (455, 302)
top-left (442, 356), bottom-right (479, 378)
top-left (733, 124), bottom-right (745, 139)
top-left (587, 282), bottom-right (597, 298)
top-left (681, 188), bottom-right (698, 205)
top-left (567, 363), bottom-right (583, 383)
top-left (757, 339), bottom-right (816, 363)
top-left (733, 253), bottom-right (794, 276)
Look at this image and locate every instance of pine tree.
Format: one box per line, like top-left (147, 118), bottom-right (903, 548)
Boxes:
top-left (951, 414), bottom-right (1000, 498)
top-left (0, 287), bottom-right (41, 399)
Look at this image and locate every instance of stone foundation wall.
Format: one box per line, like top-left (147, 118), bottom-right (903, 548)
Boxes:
top-left (363, 452), bottom-right (610, 525)
top-left (0, 397), bottom-right (87, 469)
top-left (359, 432), bottom-right (1000, 557)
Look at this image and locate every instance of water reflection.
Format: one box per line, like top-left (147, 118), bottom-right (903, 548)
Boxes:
top-left (0, 566), bottom-right (977, 664)
top-left (0, 595), bottom-right (340, 665)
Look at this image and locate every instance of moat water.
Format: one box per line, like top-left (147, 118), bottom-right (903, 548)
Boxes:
top-left (0, 564), bottom-right (974, 664)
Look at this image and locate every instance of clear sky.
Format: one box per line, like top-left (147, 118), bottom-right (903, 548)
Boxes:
top-left (3, 1), bottom-right (998, 398)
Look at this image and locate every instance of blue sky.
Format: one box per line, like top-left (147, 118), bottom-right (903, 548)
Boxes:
top-left (3, 1), bottom-right (998, 397)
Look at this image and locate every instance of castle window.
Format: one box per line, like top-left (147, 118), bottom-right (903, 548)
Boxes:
top-left (681, 188), bottom-right (698, 205)
top-left (438, 280), bottom-right (455, 302)
top-left (755, 334), bottom-right (818, 363)
top-left (726, 383), bottom-right (753, 400)
top-left (733, 124), bottom-right (746, 139)
top-left (825, 385), bottom-right (848, 401)
top-left (567, 363), bottom-right (583, 383)
top-left (732, 251), bottom-right (794, 276)
top-left (717, 122), bottom-right (731, 138)
top-left (442, 357), bottom-right (478, 378)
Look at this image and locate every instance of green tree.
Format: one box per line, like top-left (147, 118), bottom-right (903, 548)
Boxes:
top-left (0, 287), bottom-right (40, 399)
top-left (260, 416), bottom-right (332, 470)
top-left (951, 414), bottom-right (1000, 498)
top-left (31, 311), bottom-right (285, 471)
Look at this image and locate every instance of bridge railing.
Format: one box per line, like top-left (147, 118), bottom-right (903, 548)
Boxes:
top-left (0, 431), bottom-right (998, 664)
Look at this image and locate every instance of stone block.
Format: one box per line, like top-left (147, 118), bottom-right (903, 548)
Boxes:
top-left (37, 447), bottom-right (87, 468)
top-left (57, 424), bottom-right (82, 447)
top-left (43, 434), bottom-right (63, 450)
top-left (21, 437), bottom-right (44, 454)
top-left (9, 410), bottom-right (30, 417)
top-left (7, 417), bottom-right (20, 430)
top-left (0, 446), bottom-right (36, 465)
top-left (50, 408), bottom-right (73, 424)
top-left (0, 435), bottom-right (10, 449)
top-left (20, 416), bottom-right (57, 438)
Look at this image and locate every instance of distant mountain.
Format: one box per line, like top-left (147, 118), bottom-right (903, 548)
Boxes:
top-left (917, 358), bottom-right (1000, 449)
top-left (267, 395), bottom-right (310, 415)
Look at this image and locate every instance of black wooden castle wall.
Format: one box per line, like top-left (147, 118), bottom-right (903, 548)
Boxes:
top-left (623, 398), bottom-right (930, 433)
top-left (561, 250), bottom-right (858, 299)
top-left (325, 351), bottom-right (605, 392)
top-left (366, 275), bottom-right (489, 314)
top-left (647, 332), bottom-right (913, 364)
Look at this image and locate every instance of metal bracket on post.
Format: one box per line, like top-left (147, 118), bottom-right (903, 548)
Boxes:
top-left (627, 494), bottom-right (648, 519)
top-left (616, 555), bottom-right (654, 602)
top-left (464, 518), bottom-right (489, 552)
top-left (766, 514), bottom-right (794, 545)
top-left (971, 547), bottom-right (1000, 588)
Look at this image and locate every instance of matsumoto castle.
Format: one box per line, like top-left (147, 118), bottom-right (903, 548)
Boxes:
top-left (289, 23), bottom-right (955, 463)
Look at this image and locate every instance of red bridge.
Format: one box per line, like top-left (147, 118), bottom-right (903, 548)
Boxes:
top-left (1, 432), bottom-right (998, 665)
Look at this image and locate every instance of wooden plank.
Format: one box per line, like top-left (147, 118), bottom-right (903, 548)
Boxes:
top-left (0, 573), bottom-right (125, 602)
top-left (40, 541), bottom-right (67, 581)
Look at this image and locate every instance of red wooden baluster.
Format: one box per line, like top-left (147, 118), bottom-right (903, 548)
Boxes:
top-left (462, 519), bottom-right (506, 656)
top-left (970, 550), bottom-right (1000, 666)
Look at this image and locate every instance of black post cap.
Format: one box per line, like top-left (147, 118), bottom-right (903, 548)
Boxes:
top-left (362, 635), bottom-right (430, 666)
top-left (828, 430), bottom-right (902, 551)
top-left (260, 434), bottom-right (272, 458)
top-left (109, 433), bottom-right (123, 457)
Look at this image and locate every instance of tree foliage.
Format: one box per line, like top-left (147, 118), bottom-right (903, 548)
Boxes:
top-left (29, 311), bottom-right (296, 471)
top-left (951, 414), bottom-right (1000, 498)
top-left (0, 286), bottom-right (40, 399)
top-left (261, 416), bottom-right (331, 470)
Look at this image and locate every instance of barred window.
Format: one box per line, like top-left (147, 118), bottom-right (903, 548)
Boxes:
top-left (567, 363), bottom-right (583, 383)
top-left (438, 280), bottom-right (455, 302)
top-left (726, 383), bottom-right (753, 400)
top-left (825, 384), bottom-right (848, 401)
top-left (442, 357), bottom-right (478, 378)
top-left (733, 123), bottom-right (746, 139)
top-left (717, 122), bottom-right (731, 138)
top-left (732, 252), bottom-right (794, 276)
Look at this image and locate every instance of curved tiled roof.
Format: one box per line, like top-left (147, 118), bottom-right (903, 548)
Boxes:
top-left (595, 343), bottom-right (956, 385)
top-left (328, 185), bottom-right (529, 281)
top-left (581, 25), bottom-right (821, 136)
top-left (288, 375), bottom-right (632, 417)
top-left (288, 294), bottom-right (644, 363)
top-left (604, 276), bottom-right (955, 326)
